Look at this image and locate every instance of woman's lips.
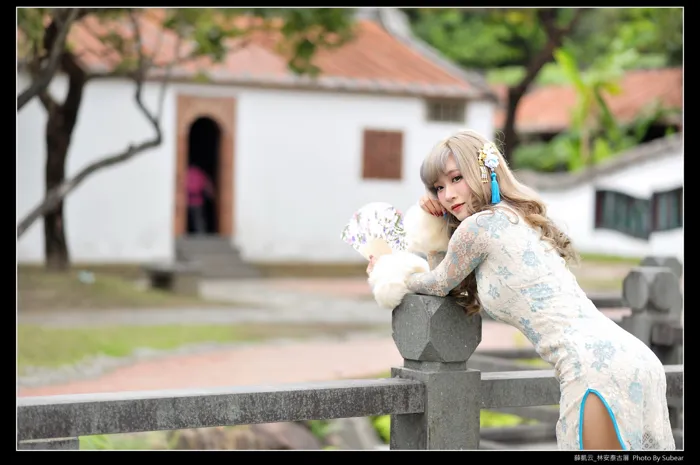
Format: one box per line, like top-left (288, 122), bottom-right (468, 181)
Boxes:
top-left (452, 203), bottom-right (465, 213)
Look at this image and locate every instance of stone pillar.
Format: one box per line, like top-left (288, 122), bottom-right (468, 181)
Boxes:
top-left (620, 263), bottom-right (683, 435)
top-left (640, 256), bottom-right (683, 280)
top-left (389, 295), bottom-right (482, 450)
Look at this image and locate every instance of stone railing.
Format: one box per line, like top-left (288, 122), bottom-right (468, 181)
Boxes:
top-left (17, 262), bottom-right (683, 450)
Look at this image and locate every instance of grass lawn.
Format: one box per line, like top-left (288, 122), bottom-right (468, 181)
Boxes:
top-left (575, 277), bottom-right (626, 292)
top-left (17, 321), bottom-right (383, 375)
top-left (573, 253), bottom-right (639, 293)
top-left (578, 252), bottom-right (642, 265)
top-left (17, 265), bottom-right (243, 311)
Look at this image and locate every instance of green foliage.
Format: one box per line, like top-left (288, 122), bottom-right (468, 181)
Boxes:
top-left (372, 415), bottom-right (391, 443)
top-left (17, 8), bottom-right (49, 56)
top-left (487, 62), bottom-right (572, 87)
top-left (513, 99), bottom-right (678, 173)
top-left (564, 8), bottom-right (682, 68)
top-left (481, 410), bottom-right (537, 428)
top-left (511, 135), bottom-right (573, 172)
top-left (370, 410), bottom-right (536, 444)
top-left (307, 419), bottom-right (332, 440)
top-left (80, 431), bottom-right (180, 450)
top-left (160, 7), bottom-right (356, 76)
top-left (403, 8), bottom-right (549, 69)
top-left (80, 435), bottom-right (114, 450)
top-left (274, 8), bottom-right (356, 75)
top-left (404, 8), bottom-right (682, 80)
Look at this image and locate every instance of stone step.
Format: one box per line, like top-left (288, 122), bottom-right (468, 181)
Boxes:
top-left (175, 237), bottom-right (261, 279)
top-left (186, 255), bottom-right (252, 266)
top-left (183, 260), bottom-right (262, 279)
top-left (200, 267), bottom-right (261, 279)
top-left (177, 240), bottom-right (239, 255)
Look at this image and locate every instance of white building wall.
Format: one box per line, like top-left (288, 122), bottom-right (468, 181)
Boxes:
top-left (17, 74), bottom-right (178, 263)
top-left (537, 150), bottom-right (683, 261)
top-left (18, 74), bottom-right (496, 264)
top-left (214, 83), bottom-right (494, 263)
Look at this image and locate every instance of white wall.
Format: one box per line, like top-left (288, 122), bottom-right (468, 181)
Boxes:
top-left (538, 150), bottom-right (683, 261)
top-left (21, 73), bottom-right (679, 265)
top-left (18, 74), bottom-right (495, 264)
top-left (207, 84), bottom-right (493, 263)
top-left (17, 74), bottom-right (177, 263)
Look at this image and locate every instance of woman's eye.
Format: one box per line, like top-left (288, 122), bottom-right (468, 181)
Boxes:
top-left (452, 176), bottom-right (462, 183)
top-left (435, 186), bottom-right (443, 192)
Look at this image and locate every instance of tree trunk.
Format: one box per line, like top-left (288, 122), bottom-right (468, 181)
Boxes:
top-left (43, 113), bottom-right (71, 270)
top-left (40, 53), bottom-right (86, 271)
top-left (501, 8), bottom-right (586, 163)
top-left (502, 87), bottom-right (524, 164)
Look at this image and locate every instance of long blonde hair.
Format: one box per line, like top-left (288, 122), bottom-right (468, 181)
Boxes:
top-left (420, 129), bottom-right (579, 315)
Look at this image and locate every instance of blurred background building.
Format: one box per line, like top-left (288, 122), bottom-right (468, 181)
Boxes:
top-left (17, 7), bottom-right (683, 272)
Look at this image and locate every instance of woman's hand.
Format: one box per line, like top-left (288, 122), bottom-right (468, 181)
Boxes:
top-left (366, 255), bottom-right (377, 275)
top-left (419, 195), bottom-right (446, 217)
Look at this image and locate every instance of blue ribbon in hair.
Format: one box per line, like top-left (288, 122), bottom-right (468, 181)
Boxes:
top-left (490, 171), bottom-right (501, 204)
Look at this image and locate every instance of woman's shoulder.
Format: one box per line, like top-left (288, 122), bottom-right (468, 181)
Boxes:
top-left (464, 204), bottom-right (520, 226)
top-left (453, 205), bottom-right (524, 243)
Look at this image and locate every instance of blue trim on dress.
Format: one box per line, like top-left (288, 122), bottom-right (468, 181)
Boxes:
top-left (578, 388), bottom-right (627, 450)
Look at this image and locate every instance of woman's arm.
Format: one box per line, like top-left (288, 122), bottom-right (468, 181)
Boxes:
top-left (406, 214), bottom-right (492, 297)
top-left (426, 251), bottom-right (446, 270)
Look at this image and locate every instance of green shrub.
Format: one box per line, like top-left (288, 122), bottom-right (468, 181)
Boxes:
top-left (369, 409), bottom-right (536, 444)
top-left (372, 415), bottom-right (391, 443)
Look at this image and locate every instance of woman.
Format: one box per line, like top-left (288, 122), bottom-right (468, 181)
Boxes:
top-left (366, 129), bottom-right (675, 450)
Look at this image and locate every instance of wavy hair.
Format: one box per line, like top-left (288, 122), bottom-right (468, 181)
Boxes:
top-left (419, 129), bottom-right (579, 315)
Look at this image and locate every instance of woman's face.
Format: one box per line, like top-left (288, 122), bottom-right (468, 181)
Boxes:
top-left (433, 154), bottom-right (472, 221)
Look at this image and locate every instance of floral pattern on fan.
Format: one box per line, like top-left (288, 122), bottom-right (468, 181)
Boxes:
top-left (340, 202), bottom-right (408, 260)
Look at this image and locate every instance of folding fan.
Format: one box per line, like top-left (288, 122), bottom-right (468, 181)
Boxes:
top-left (340, 202), bottom-right (408, 260)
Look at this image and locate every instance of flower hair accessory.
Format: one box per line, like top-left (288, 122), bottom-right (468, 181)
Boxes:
top-left (478, 142), bottom-right (501, 204)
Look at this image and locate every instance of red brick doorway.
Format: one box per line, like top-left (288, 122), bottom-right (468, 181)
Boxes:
top-left (174, 95), bottom-right (236, 238)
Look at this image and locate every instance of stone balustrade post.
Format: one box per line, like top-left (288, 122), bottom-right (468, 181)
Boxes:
top-left (640, 256), bottom-right (683, 280)
top-left (621, 258), bottom-right (683, 435)
top-left (389, 295), bottom-right (482, 450)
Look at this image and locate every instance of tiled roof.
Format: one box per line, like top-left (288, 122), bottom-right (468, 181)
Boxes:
top-left (493, 67), bottom-right (683, 133)
top-left (20, 8), bottom-right (493, 100)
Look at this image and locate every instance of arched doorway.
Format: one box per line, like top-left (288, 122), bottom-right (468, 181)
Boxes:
top-left (186, 117), bottom-right (221, 235)
top-left (174, 95), bottom-right (235, 239)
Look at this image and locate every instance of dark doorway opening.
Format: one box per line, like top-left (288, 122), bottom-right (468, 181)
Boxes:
top-left (186, 117), bottom-right (221, 235)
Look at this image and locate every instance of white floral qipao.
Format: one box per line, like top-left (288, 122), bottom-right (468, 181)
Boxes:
top-left (406, 204), bottom-right (676, 450)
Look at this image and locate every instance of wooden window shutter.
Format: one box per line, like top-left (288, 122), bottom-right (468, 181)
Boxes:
top-left (362, 129), bottom-right (403, 180)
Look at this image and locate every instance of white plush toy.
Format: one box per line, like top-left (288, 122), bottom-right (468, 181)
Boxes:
top-left (340, 201), bottom-right (452, 310)
top-left (367, 251), bottom-right (430, 309)
top-left (402, 203), bottom-right (451, 255)
top-left (368, 203), bottom-right (452, 309)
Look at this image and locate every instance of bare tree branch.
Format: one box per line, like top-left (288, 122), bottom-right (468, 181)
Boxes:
top-left (17, 9), bottom-right (261, 238)
top-left (37, 88), bottom-right (58, 113)
top-left (17, 16), bottom-right (168, 239)
top-left (17, 8), bottom-right (82, 111)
